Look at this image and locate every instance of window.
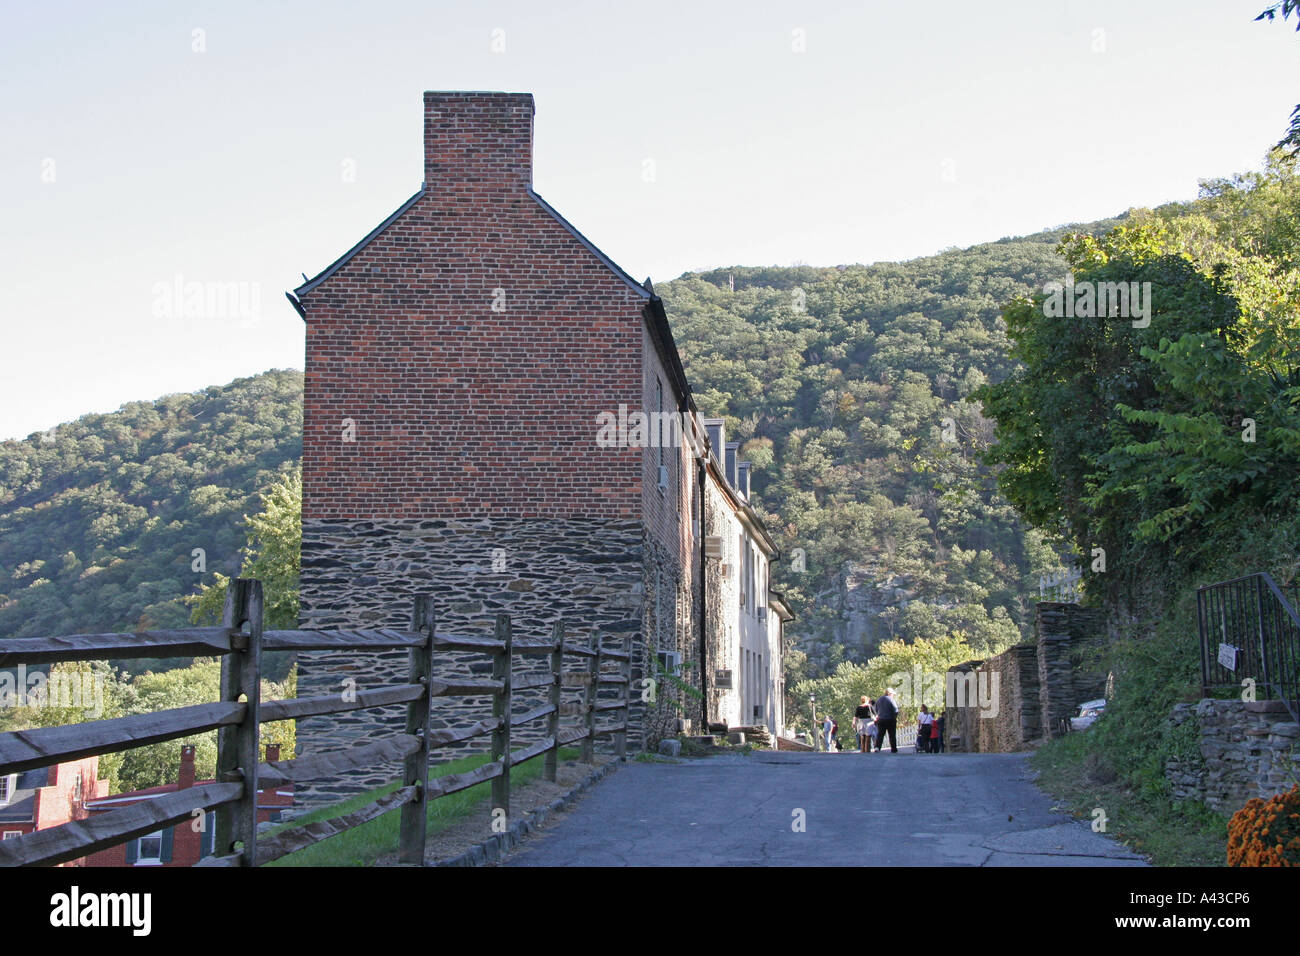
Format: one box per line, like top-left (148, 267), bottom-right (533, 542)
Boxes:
top-left (137, 831), bottom-right (163, 865)
top-left (0, 775), bottom-right (10, 804)
top-left (656, 378), bottom-right (664, 468)
top-left (748, 538), bottom-right (759, 613)
top-left (3, 831), bottom-right (21, 840)
top-left (691, 480), bottom-right (700, 537)
top-left (72, 771), bottom-right (83, 805)
top-left (737, 533), bottom-right (745, 608)
top-left (128, 827), bottom-right (173, 866)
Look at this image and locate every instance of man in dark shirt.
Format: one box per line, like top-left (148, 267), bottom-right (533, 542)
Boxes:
top-left (874, 688), bottom-right (899, 753)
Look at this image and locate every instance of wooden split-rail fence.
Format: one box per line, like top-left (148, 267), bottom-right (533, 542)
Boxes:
top-left (0, 578), bottom-right (633, 867)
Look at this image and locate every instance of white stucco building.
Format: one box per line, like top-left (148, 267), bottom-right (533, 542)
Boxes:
top-left (699, 419), bottom-right (793, 740)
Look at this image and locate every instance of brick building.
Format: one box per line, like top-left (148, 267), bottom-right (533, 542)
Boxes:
top-left (83, 744), bottom-right (292, 867)
top-left (288, 92), bottom-right (791, 801)
top-left (0, 756), bottom-right (107, 859)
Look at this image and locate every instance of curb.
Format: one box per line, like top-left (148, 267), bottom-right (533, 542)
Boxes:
top-left (429, 757), bottom-right (624, 867)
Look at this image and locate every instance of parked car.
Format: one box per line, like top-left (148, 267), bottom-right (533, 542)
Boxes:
top-left (1070, 698), bottom-right (1107, 731)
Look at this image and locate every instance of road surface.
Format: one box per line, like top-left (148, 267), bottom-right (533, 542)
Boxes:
top-left (503, 749), bottom-right (1148, 866)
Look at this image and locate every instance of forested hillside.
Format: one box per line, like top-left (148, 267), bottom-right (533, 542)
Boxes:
top-left (1, 216), bottom-right (1142, 679)
top-left (661, 217), bottom-right (1125, 676)
top-left (0, 370), bottom-right (302, 642)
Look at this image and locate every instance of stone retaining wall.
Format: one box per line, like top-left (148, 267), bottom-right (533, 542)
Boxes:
top-left (1037, 604), bottom-right (1107, 738)
top-left (947, 602), bottom-right (1104, 753)
top-left (1165, 699), bottom-right (1298, 814)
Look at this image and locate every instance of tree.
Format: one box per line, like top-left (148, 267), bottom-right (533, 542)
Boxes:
top-left (791, 634), bottom-right (976, 741)
top-left (117, 660), bottom-right (296, 792)
top-left (977, 165), bottom-right (1300, 614)
top-left (1256, 1), bottom-right (1300, 155)
top-left (0, 661), bottom-right (134, 791)
top-left (188, 468), bottom-right (302, 630)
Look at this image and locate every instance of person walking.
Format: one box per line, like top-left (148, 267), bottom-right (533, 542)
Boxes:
top-left (854, 695), bottom-right (875, 753)
top-left (933, 711), bottom-right (945, 754)
top-left (917, 704), bottom-right (933, 754)
top-left (874, 688), bottom-right (899, 753)
top-left (822, 713), bottom-right (834, 752)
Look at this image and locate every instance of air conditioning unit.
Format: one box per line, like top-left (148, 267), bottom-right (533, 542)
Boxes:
top-left (719, 563), bottom-right (733, 579)
top-left (657, 465), bottom-right (669, 493)
top-left (657, 650), bottom-right (682, 676)
top-left (704, 536), bottom-right (723, 559)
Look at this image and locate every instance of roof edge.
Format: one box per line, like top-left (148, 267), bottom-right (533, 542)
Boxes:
top-left (293, 186), bottom-right (428, 298)
top-left (527, 189), bottom-right (651, 299)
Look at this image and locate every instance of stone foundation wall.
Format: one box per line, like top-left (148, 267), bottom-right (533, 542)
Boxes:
top-left (639, 533), bottom-right (695, 749)
top-left (294, 516), bottom-right (645, 805)
top-left (947, 602), bottom-right (1105, 753)
top-left (1165, 699), bottom-right (1299, 814)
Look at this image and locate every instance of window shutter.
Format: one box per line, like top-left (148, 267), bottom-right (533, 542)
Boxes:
top-left (160, 826), bottom-right (174, 863)
top-left (202, 814), bottom-right (216, 858)
top-left (125, 839), bottom-right (138, 865)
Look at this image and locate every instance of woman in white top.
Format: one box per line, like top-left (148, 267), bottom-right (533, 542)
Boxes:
top-left (917, 704), bottom-right (934, 753)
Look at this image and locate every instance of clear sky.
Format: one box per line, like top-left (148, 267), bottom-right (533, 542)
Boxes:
top-left (2, 0), bottom-right (1296, 440)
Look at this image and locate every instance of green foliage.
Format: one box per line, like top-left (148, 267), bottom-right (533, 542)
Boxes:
top-left (660, 222), bottom-right (1127, 712)
top-left (976, 154), bottom-right (1300, 614)
top-left (0, 657), bottom-right (295, 793)
top-left (114, 659), bottom-right (296, 792)
top-left (790, 634), bottom-right (979, 742)
top-left (1256, 2), bottom-right (1300, 156)
top-left (0, 661), bottom-right (135, 791)
top-left (0, 370), bottom-right (302, 643)
top-left (187, 467), bottom-right (302, 630)
top-left (984, 152), bottom-right (1300, 861)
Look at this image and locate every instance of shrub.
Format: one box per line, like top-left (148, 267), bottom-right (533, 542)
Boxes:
top-left (1226, 784), bottom-right (1300, 866)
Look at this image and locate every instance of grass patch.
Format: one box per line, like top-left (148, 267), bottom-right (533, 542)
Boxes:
top-left (264, 747), bottom-right (583, 867)
top-left (1030, 729), bottom-right (1230, 867)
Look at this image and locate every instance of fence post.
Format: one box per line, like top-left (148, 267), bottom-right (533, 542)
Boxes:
top-left (400, 594), bottom-right (435, 866)
top-left (1257, 576), bottom-right (1272, 695)
top-left (582, 631), bottom-right (601, 764)
top-left (616, 632), bottom-right (633, 759)
top-left (490, 612), bottom-right (512, 828)
top-left (545, 620), bottom-right (563, 783)
top-left (215, 578), bottom-right (262, 865)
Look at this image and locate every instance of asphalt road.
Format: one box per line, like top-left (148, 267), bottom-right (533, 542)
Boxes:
top-left (503, 749), bottom-right (1149, 867)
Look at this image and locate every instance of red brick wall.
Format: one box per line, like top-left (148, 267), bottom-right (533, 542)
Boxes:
top-left (83, 789), bottom-right (292, 867)
top-left (639, 325), bottom-right (694, 563)
top-left (33, 757), bottom-right (105, 833)
top-left (300, 92), bottom-right (650, 521)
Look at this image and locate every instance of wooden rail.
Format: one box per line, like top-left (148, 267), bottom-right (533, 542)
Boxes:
top-left (0, 577), bottom-right (632, 867)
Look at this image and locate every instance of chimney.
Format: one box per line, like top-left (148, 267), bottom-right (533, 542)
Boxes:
top-left (423, 91), bottom-right (534, 193)
top-left (703, 419), bottom-right (725, 466)
top-left (178, 745), bottom-right (196, 790)
top-left (265, 743), bottom-right (281, 763)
